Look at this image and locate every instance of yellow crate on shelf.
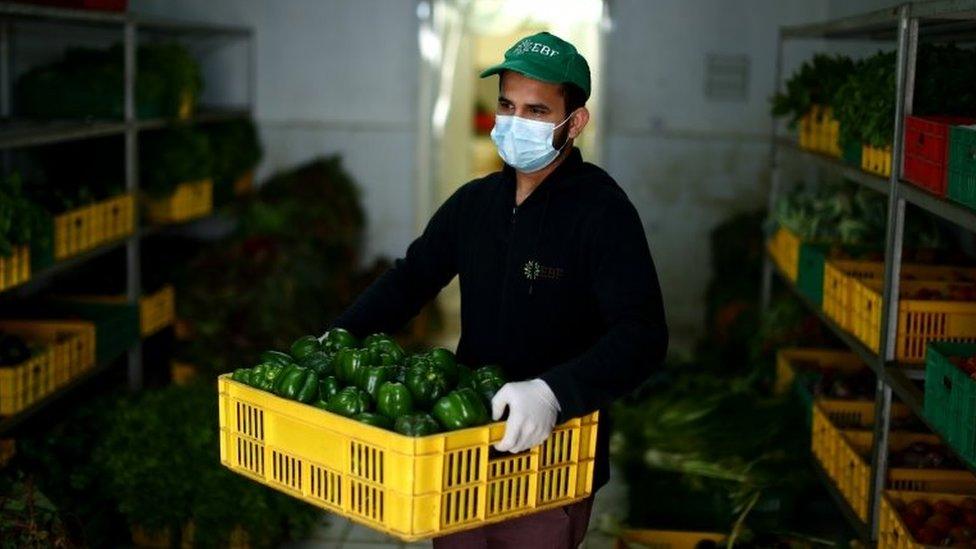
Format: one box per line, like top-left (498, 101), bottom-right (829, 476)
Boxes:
top-left (811, 400), bottom-right (913, 496)
top-left (839, 430), bottom-right (976, 522)
top-left (218, 375), bottom-right (598, 541)
top-left (233, 170), bottom-right (255, 197)
top-left (774, 347), bottom-right (863, 396)
top-left (797, 105), bottom-right (841, 158)
top-left (881, 490), bottom-right (976, 548)
top-left (767, 226), bottom-right (801, 282)
top-left (823, 260), bottom-right (883, 332)
top-left (143, 179), bottom-right (214, 225)
top-left (613, 529), bottom-right (726, 549)
top-left (823, 260), bottom-right (976, 339)
top-left (0, 439), bottom-right (14, 468)
top-left (862, 143), bottom-right (893, 177)
top-left (171, 361), bottom-right (198, 385)
top-left (53, 193), bottom-right (135, 260)
top-left (0, 246), bottom-right (30, 292)
top-left (0, 320), bottom-right (95, 415)
top-left (850, 278), bottom-right (976, 362)
top-left (140, 285), bottom-right (175, 337)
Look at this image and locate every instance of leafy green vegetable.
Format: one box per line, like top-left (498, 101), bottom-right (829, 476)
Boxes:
top-left (0, 172), bottom-right (51, 258)
top-left (140, 128), bottom-right (213, 198)
top-left (16, 42), bottom-right (201, 120)
top-left (771, 54), bottom-right (856, 126)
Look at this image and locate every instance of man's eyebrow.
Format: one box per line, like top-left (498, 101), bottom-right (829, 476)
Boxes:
top-left (525, 102), bottom-right (551, 111)
top-left (497, 95), bottom-right (512, 103)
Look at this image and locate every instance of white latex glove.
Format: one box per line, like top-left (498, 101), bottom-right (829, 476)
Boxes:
top-left (492, 379), bottom-right (560, 453)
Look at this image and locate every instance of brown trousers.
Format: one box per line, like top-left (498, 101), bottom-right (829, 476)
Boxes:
top-left (432, 496), bottom-right (594, 549)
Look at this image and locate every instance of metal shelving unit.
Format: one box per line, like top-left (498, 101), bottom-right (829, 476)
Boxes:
top-left (764, 0), bottom-right (976, 541)
top-left (0, 3), bottom-right (253, 418)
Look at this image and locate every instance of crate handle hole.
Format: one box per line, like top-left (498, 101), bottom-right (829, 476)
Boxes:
top-left (944, 375), bottom-right (953, 392)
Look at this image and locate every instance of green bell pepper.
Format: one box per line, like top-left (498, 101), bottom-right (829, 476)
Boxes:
top-left (231, 368), bottom-right (253, 386)
top-left (376, 381), bottom-right (414, 420)
top-left (327, 387), bottom-right (371, 418)
top-left (427, 348), bottom-right (459, 386)
top-left (473, 365), bottom-right (507, 406)
top-left (312, 399), bottom-right (330, 411)
top-left (290, 335), bottom-right (322, 361)
top-left (392, 363), bottom-right (409, 384)
top-left (253, 363), bottom-right (284, 392)
top-left (355, 412), bottom-right (393, 429)
top-left (259, 350), bottom-right (292, 367)
top-left (318, 375), bottom-right (340, 402)
top-left (404, 362), bottom-right (449, 409)
top-left (394, 413), bottom-right (440, 436)
top-left (456, 364), bottom-right (475, 390)
top-left (362, 332), bottom-right (391, 348)
top-left (322, 327), bottom-right (358, 352)
top-left (366, 337), bottom-right (405, 367)
top-left (274, 363), bottom-right (318, 402)
top-left (301, 350), bottom-right (334, 377)
top-left (355, 365), bottom-right (395, 399)
top-left (335, 348), bottom-right (368, 385)
top-left (432, 388), bottom-right (490, 431)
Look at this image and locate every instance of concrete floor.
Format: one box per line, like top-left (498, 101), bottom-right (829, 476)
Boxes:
top-left (286, 465), bottom-right (627, 549)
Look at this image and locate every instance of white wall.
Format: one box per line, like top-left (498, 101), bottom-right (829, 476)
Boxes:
top-left (601, 0), bottom-right (831, 351)
top-left (130, 0), bottom-right (421, 262)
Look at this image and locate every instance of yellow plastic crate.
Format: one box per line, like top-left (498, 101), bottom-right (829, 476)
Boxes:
top-left (53, 193), bottom-right (135, 260)
top-left (862, 143), bottom-right (893, 177)
top-left (840, 430), bottom-right (976, 521)
top-left (767, 226), bottom-right (801, 282)
top-left (233, 170), bottom-right (255, 197)
top-left (798, 109), bottom-right (815, 151)
top-left (774, 347), bottom-right (863, 396)
top-left (850, 278), bottom-right (976, 362)
top-left (218, 375), bottom-right (598, 541)
top-left (0, 246), bottom-right (30, 292)
top-left (824, 260), bottom-right (976, 338)
top-left (171, 361), bottom-right (198, 385)
top-left (144, 179), bottom-right (214, 225)
top-left (0, 320), bottom-right (95, 415)
top-left (0, 439), bottom-right (14, 468)
top-left (811, 400), bottom-right (913, 495)
top-left (797, 106), bottom-right (842, 158)
top-left (613, 529), bottom-right (726, 549)
top-left (881, 490), bottom-right (976, 548)
top-left (140, 285), bottom-right (175, 337)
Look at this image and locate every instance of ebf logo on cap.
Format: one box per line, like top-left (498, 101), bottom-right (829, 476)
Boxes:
top-left (512, 39), bottom-right (561, 58)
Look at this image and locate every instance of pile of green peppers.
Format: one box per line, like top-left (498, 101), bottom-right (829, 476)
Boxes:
top-left (230, 329), bottom-right (508, 437)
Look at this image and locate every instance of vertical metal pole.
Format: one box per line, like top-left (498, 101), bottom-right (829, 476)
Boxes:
top-left (124, 20), bottom-right (143, 391)
top-left (868, 5), bottom-right (914, 538)
top-left (761, 30), bottom-right (785, 311)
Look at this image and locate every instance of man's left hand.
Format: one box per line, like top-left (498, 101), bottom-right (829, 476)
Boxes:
top-left (491, 379), bottom-right (560, 453)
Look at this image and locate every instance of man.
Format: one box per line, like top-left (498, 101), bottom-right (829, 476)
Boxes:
top-left (332, 32), bottom-right (667, 548)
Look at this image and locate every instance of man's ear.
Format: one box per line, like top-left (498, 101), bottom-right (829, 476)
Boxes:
top-left (568, 107), bottom-right (590, 140)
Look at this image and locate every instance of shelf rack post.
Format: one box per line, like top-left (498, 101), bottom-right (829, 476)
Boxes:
top-left (761, 28), bottom-right (785, 312)
top-left (868, 3), bottom-right (917, 537)
top-left (124, 18), bottom-right (142, 391)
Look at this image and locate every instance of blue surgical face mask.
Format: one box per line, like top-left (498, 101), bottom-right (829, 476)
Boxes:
top-left (490, 111), bottom-right (574, 173)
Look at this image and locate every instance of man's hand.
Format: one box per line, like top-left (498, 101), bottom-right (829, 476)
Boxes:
top-left (491, 379), bottom-right (560, 453)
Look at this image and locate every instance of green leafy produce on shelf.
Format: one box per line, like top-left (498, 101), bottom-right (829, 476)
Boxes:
top-left (16, 42), bottom-right (201, 120)
top-left (0, 472), bottom-right (73, 547)
top-left (205, 119), bottom-right (263, 203)
top-left (835, 44), bottom-right (976, 149)
top-left (0, 172), bottom-right (52, 258)
top-left (139, 127), bottom-right (213, 198)
top-left (770, 54), bottom-right (856, 125)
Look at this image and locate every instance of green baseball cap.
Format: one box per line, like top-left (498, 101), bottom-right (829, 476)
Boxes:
top-left (479, 32), bottom-right (591, 100)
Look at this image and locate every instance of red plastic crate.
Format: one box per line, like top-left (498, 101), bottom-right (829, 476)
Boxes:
top-left (903, 115), bottom-right (976, 196)
top-left (15, 0), bottom-right (127, 11)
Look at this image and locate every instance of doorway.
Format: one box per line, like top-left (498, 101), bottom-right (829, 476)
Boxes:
top-left (415, 0), bottom-right (606, 348)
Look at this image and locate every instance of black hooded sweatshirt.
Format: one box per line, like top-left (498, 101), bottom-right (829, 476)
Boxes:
top-left (333, 147), bottom-right (668, 490)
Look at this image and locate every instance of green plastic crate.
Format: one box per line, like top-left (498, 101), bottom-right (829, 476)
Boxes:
top-left (48, 300), bottom-right (139, 364)
top-left (948, 125), bottom-right (976, 211)
top-left (842, 139), bottom-right (862, 168)
top-left (924, 342), bottom-right (976, 469)
top-left (797, 245), bottom-right (827, 306)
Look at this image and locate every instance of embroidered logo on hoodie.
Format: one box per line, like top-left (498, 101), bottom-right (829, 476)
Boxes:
top-left (523, 260), bottom-right (564, 281)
